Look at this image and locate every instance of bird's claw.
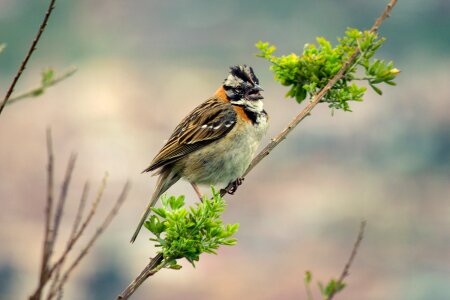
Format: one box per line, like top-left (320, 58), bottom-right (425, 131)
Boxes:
top-left (222, 177), bottom-right (244, 195)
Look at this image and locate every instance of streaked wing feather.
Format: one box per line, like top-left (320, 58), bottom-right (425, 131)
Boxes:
top-left (144, 97), bottom-right (236, 172)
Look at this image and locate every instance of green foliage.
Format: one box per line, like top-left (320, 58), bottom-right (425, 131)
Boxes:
top-left (144, 187), bottom-right (239, 269)
top-left (319, 279), bottom-right (346, 299)
top-left (256, 28), bottom-right (399, 112)
top-left (32, 68), bottom-right (55, 97)
top-left (304, 271), bottom-right (347, 300)
top-left (0, 43), bottom-right (5, 54)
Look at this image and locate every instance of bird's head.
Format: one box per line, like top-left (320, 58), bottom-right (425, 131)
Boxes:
top-left (223, 65), bottom-right (264, 103)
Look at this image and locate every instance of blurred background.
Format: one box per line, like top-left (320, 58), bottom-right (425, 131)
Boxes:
top-left (0, 0), bottom-right (449, 299)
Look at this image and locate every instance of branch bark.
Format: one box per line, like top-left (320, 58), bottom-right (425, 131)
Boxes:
top-left (117, 253), bottom-right (165, 300)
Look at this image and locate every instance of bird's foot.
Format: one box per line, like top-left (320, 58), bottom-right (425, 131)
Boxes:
top-left (220, 177), bottom-right (244, 196)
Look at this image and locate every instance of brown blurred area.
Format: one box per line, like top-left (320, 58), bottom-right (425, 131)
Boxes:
top-left (1, 0), bottom-right (449, 299)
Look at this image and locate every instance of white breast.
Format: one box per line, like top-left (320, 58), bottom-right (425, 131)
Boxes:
top-left (182, 113), bottom-right (268, 187)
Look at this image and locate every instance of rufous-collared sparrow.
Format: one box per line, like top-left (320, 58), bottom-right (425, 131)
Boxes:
top-left (131, 65), bottom-right (268, 242)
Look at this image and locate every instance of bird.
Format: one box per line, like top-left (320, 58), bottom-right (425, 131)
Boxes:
top-left (130, 65), bottom-right (268, 243)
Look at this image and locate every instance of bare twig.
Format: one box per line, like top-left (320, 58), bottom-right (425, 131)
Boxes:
top-left (326, 220), bottom-right (366, 300)
top-left (36, 129), bottom-right (55, 300)
top-left (30, 174), bottom-right (109, 300)
top-left (68, 183), bottom-right (90, 246)
top-left (0, 0), bottom-right (57, 116)
top-left (47, 182), bottom-right (90, 299)
top-left (46, 174), bottom-right (108, 279)
top-left (50, 182), bottom-right (131, 299)
top-left (6, 67), bottom-right (77, 106)
top-left (117, 253), bottom-right (165, 300)
top-left (121, 0), bottom-right (398, 298)
top-left (51, 153), bottom-right (77, 257)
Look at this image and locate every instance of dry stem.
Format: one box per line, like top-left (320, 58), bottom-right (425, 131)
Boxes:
top-left (30, 137), bottom-right (129, 300)
top-left (36, 129), bottom-right (55, 300)
top-left (48, 182), bottom-right (131, 299)
top-left (326, 220), bottom-right (366, 300)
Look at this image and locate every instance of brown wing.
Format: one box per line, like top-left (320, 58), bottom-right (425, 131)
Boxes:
top-left (143, 97), bottom-right (237, 172)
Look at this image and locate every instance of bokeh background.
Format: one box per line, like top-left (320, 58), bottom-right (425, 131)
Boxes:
top-left (1, 0), bottom-right (449, 299)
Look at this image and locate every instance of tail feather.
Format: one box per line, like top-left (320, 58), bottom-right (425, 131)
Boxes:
top-left (130, 168), bottom-right (180, 243)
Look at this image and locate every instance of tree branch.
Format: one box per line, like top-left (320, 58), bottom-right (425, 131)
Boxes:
top-left (0, 0), bottom-right (57, 116)
top-left (326, 220), bottom-right (366, 300)
top-left (117, 253), bottom-right (165, 300)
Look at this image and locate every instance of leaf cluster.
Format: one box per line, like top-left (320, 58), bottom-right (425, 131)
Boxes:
top-left (144, 188), bottom-right (239, 269)
top-left (256, 28), bottom-right (399, 112)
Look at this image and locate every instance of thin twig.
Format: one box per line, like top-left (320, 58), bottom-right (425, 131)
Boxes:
top-left (68, 182), bottom-right (90, 246)
top-left (47, 182), bottom-right (90, 300)
top-left (30, 174), bottom-right (108, 300)
top-left (0, 0), bottom-right (57, 116)
top-left (50, 182), bottom-right (131, 299)
top-left (51, 153), bottom-right (77, 258)
top-left (6, 67), bottom-right (77, 106)
top-left (46, 174), bottom-right (109, 277)
top-left (326, 220), bottom-right (366, 300)
top-left (117, 253), bottom-right (165, 300)
top-left (36, 129), bottom-right (55, 300)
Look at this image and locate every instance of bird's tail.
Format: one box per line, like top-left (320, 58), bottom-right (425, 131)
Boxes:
top-left (130, 169), bottom-right (180, 243)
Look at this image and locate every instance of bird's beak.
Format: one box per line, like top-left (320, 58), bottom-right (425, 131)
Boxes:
top-left (247, 84), bottom-right (264, 100)
top-left (254, 84), bottom-right (264, 92)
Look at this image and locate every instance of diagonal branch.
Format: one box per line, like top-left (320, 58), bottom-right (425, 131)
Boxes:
top-left (0, 0), bottom-right (57, 116)
top-left (117, 253), bottom-right (165, 300)
top-left (326, 220), bottom-right (366, 300)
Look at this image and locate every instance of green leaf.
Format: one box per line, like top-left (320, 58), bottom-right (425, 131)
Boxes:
top-left (41, 68), bottom-right (54, 86)
top-left (0, 43), bottom-right (5, 54)
top-left (169, 195), bottom-right (185, 210)
top-left (369, 83), bottom-right (383, 95)
top-left (152, 207), bottom-right (167, 218)
top-left (304, 271), bottom-right (312, 284)
top-left (31, 88), bottom-right (44, 97)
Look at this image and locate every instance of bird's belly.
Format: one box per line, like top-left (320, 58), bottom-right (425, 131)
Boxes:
top-left (181, 120), bottom-right (267, 187)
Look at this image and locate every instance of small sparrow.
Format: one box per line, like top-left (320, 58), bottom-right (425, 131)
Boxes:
top-left (131, 65), bottom-right (268, 242)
